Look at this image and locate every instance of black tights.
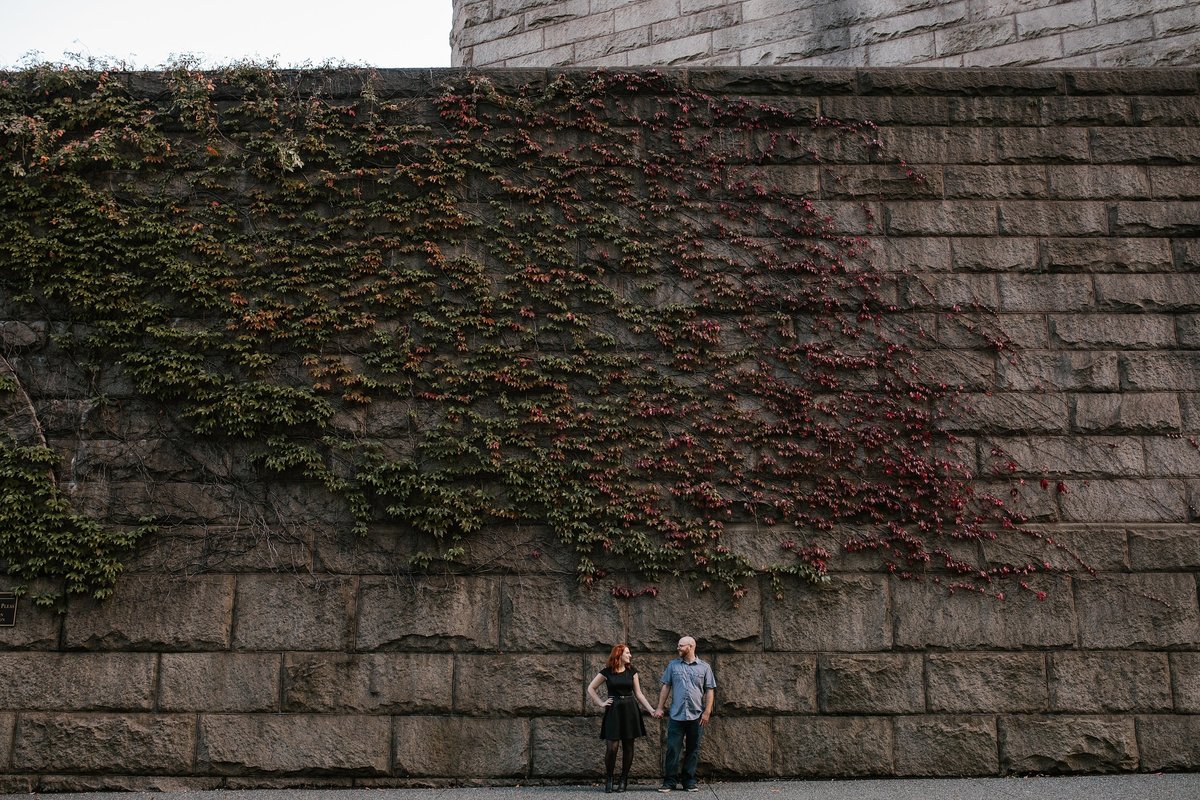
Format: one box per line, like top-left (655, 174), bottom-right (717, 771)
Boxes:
top-left (604, 738), bottom-right (635, 779)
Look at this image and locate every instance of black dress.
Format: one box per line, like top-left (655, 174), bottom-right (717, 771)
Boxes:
top-left (599, 666), bottom-right (647, 740)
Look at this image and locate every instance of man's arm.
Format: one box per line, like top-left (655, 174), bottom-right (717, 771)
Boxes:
top-left (656, 683), bottom-right (670, 716)
top-left (699, 688), bottom-right (714, 725)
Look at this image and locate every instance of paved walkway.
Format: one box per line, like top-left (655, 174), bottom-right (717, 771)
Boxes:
top-left (10, 775), bottom-right (1200, 800)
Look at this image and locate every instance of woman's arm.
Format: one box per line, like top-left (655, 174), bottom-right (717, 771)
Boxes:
top-left (632, 673), bottom-right (658, 715)
top-left (586, 673), bottom-right (611, 709)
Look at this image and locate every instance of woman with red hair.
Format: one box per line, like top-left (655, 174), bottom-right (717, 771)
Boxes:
top-left (586, 643), bottom-right (661, 793)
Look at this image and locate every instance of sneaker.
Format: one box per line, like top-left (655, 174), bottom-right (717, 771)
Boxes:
top-left (658, 785), bottom-right (675, 793)
top-left (685, 786), bottom-right (700, 792)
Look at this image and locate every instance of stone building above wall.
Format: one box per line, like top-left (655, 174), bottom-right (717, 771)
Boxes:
top-left (451, 0), bottom-right (1200, 68)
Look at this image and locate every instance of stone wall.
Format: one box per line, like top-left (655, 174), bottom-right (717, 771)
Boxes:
top-left (451, 0), bottom-right (1200, 68)
top-left (2, 67), bottom-right (1200, 789)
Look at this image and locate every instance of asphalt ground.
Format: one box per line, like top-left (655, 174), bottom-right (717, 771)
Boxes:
top-left (8, 775), bottom-right (1200, 800)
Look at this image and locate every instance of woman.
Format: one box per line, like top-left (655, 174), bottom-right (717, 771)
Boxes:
top-left (586, 643), bottom-right (660, 793)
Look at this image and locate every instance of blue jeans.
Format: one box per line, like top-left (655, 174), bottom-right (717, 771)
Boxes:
top-left (663, 718), bottom-right (703, 787)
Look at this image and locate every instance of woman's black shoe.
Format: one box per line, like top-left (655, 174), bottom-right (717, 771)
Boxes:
top-left (604, 776), bottom-right (614, 793)
top-left (617, 774), bottom-right (628, 792)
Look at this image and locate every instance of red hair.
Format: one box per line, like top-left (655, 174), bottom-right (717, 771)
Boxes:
top-left (605, 644), bottom-right (629, 671)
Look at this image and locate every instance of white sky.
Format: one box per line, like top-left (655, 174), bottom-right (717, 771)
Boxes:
top-left (0, 0), bottom-right (453, 69)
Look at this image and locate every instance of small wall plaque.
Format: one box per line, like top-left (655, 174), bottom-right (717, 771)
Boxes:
top-left (0, 593), bottom-right (16, 626)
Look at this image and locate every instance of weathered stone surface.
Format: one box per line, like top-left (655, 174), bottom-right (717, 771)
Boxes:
top-left (893, 716), bottom-right (999, 776)
top-left (1076, 573), bottom-right (1200, 648)
top-left (160, 653), bottom-right (280, 712)
top-left (499, 575), bottom-right (623, 651)
top-left (1129, 526), bottom-right (1200, 570)
top-left (530, 715), bottom-right (661, 777)
top-left (232, 575), bottom-right (356, 651)
top-left (999, 716), bottom-right (1138, 774)
top-left (198, 714), bottom-right (390, 775)
top-left (1073, 393), bottom-right (1182, 433)
top-left (1146, 436), bottom-right (1200, 477)
top-left (0, 653), bottom-right (155, 711)
top-left (927, 653), bottom-right (1047, 713)
top-left (886, 201), bottom-right (998, 236)
top-left (1049, 651), bottom-right (1172, 712)
top-left (714, 653), bottom-right (815, 713)
top-left (703, 716), bottom-right (773, 776)
top-left (127, 523), bottom-right (316, 575)
top-left (951, 392), bottom-right (1070, 433)
top-left (1096, 274), bottom-right (1200, 311)
top-left (945, 166), bottom-right (1046, 199)
top-left (0, 586), bottom-right (63, 649)
top-left (457, 654), bottom-right (583, 714)
top-left (283, 653), bottom-right (452, 713)
top-left (773, 717), bottom-right (892, 777)
top-left (818, 654), bottom-right (924, 713)
top-left (625, 579), bottom-right (762, 651)
top-left (998, 201), bottom-right (1108, 237)
top-left (393, 716), bottom-right (529, 777)
top-left (64, 575), bottom-right (234, 650)
top-left (767, 576), bottom-right (890, 652)
top-left (1047, 165), bottom-right (1150, 199)
top-left (357, 576), bottom-right (500, 651)
top-left (12, 713), bottom-right (195, 773)
top-left (1124, 354), bottom-right (1200, 391)
top-left (893, 577), bottom-right (1076, 649)
top-left (1138, 715), bottom-right (1200, 771)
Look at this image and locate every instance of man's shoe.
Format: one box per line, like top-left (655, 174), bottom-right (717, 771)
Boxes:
top-left (657, 784), bottom-right (675, 793)
top-left (685, 786), bottom-right (700, 792)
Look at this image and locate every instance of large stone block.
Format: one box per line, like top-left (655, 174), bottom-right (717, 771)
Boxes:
top-left (0, 713), bottom-right (12, 769)
top-left (624, 579), bottom-right (762, 652)
top-left (1059, 479), bottom-right (1188, 523)
top-left (530, 715), bottom-right (661, 778)
top-left (357, 575), bottom-right (500, 651)
top-left (393, 716), bottom-right (529, 777)
top-left (949, 236), bottom-right (1037, 272)
top-left (198, 714), bottom-right (390, 775)
top-left (1077, 573), bottom-right (1200, 648)
top-left (1112, 201), bottom-right (1200, 236)
top-left (284, 653), bottom-right (452, 713)
top-left (893, 715), bottom-right (998, 776)
top-left (159, 653), bottom-right (280, 712)
top-left (499, 575), bottom-right (623, 651)
top-left (927, 653), bottom-right (1047, 713)
top-left (457, 654), bottom-right (583, 714)
top-left (232, 574), bottom-right (356, 651)
top-left (1090, 128), bottom-right (1200, 164)
top-left (64, 575), bottom-right (234, 650)
top-left (885, 201), bottom-right (998, 236)
top-left (1096, 274), bottom-right (1200, 311)
top-left (903, 273), bottom-right (998, 310)
top-left (979, 525), bottom-right (1129, 573)
top-left (1169, 652), bottom-right (1200, 712)
top-left (766, 575), bottom-right (890, 652)
top-left (1051, 313), bottom-right (1176, 349)
top-left (772, 716), bottom-right (891, 777)
top-left (12, 713), bottom-right (195, 773)
top-left (893, 577), bottom-right (1076, 649)
top-left (945, 166), bottom-right (1046, 200)
top-left (713, 653), bottom-right (816, 713)
top-left (1137, 714), bottom-right (1200, 771)
top-left (999, 716), bottom-right (1138, 774)
top-left (0, 653), bottom-right (155, 711)
top-left (998, 351), bottom-right (1119, 391)
top-left (951, 392), bottom-right (1070, 434)
top-left (1047, 165), bottom-right (1150, 199)
top-left (1042, 237), bottom-right (1173, 272)
top-left (1145, 436), bottom-right (1200, 477)
top-left (818, 653), bottom-right (924, 713)
top-left (1128, 527), bottom-right (1200, 570)
top-left (1049, 651), bottom-right (1172, 712)
top-left (127, 523), bottom-right (316, 575)
top-left (979, 435), bottom-right (1144, 477)
top-left (998, 201), bottom-right (1108, 237)
top-left (0, 589), bottom-right (63, 649)
top-left (1073, 393), bottom-right (1182, 433)
top-left (702, 716), bottom-right (773, 776)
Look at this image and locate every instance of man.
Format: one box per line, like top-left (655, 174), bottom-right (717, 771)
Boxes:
top-left (655, 635), bottom-right (716, 792)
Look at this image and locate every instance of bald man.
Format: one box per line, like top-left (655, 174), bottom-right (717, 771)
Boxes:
top-left (655, 635), bottom-right (716, 792)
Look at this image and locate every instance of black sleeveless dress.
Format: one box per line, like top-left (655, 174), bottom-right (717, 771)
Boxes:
top-left (599, 666), bottom-right (647, 740)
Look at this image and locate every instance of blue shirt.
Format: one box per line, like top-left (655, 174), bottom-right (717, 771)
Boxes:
top-left (660, 657), bottom-right (716, 721)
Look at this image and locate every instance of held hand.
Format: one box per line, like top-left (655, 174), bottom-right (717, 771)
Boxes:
top-left (652, 709), bottom-right (664, 718)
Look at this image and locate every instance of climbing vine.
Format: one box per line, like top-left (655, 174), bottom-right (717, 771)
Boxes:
top-left (0, 64), bottom-right (1062, 603)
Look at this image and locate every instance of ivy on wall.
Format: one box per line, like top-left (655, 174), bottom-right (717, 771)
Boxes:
top-left (0, 65), bottom-right (1060, 604)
